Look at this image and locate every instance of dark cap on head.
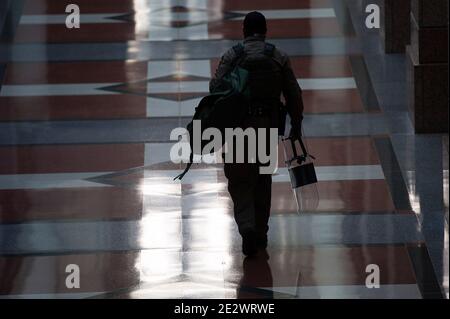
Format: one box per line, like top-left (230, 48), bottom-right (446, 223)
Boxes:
top-left (243, 11), bottom-right (267, 37)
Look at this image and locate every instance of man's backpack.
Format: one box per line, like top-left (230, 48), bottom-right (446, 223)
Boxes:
top-left (173, 56), bottom-right (249, 180)
top-left (237, 43), bottom-right (283, 106)
top-left (173, 42), bottom-right (282, 180)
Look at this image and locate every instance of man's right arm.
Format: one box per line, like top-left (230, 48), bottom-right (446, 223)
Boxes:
top-left (280, 55), bottom-right (304, 137)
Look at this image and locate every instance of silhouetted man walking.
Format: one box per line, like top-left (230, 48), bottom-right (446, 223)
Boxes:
top-left (210, 11), bottom-right (304, 256)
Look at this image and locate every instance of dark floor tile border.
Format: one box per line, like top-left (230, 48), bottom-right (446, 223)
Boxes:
top-left (349, 55), bottom-right (381, 112)
top-left (331, 0), bottom-right (357, 37)
top-left (336, 0), bottom-right (382, 114)
top-left (384, 133), bottom-right (448, 295)
top-left (0, 0), bottom-right (25, 43)
top-left (0, 0), bottom-right (25, 91)
top-left (406, 243), bottom-right (445, 299)
top-left (0, 63), bottom-right (6, 91)
top-left (0, 1), bottom-right (12, 42)
top-left (373, 137), bottom-right (412, 212)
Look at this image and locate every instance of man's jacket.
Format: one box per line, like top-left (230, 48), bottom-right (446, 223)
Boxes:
top-left (209, 35), bottom-right (304, 132)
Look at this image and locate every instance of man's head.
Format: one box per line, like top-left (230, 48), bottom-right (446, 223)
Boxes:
top-left (243, 11), bottom-right (267, 38)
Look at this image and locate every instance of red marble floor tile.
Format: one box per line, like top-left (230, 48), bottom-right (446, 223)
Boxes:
top-left (302, 89), bottom-right (364, 113)
top-left (23, 0), bottom-right (135, 14)
top-left (0, 95), bottom-right (147, 121)
top-left (181, 172), bottom-right (395, 214)
top-left (0, 246), bottom-right (417, 296)
top-left (278, 137), bottom-right (380, 167)
top-left (0, 144), bottom-right (145, 174)
top-left (0, 251), bottom-right (140, 295)
top-left (0, 187), bottom-right (143, 223)
top-left (219, 0), bottom-right (333, 10)
top-left (4, 61), bottom-right (147, 84)
top-left (14, 23), bottom-right (138, 43)
top-left (271, 180), bottom-right (396, 214)
top-left (141, 137), bottom-right (380, 172)
top-left (289, 56), bottom-right (353, 78)
top-left (211, 56), bottom-right (354, 79)
top-left (227, 245), bottom-right (416, 288)
top-left (209, 18), bottom-right (343, 39)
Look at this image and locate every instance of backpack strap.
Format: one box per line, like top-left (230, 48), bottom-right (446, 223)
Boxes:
top-left (234, 42), bottom-right (275, 58)
top-left (264, 42), bottom-right (284, 70)
top-left (173, 152), bottom-right (194, 181)
top-left (263, 43), bottom-right (276, 57)
top-left (230, 43), bottom-right (246, 69)
top-left (232, 43), bottom-right (245, 57)
top-left (232, 42), bottom-right (275, 65)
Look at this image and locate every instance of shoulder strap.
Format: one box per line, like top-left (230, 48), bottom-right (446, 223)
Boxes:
top-left (173, 153), bottom-right (193, 181)
top-left (232, 42), bottom-right (275, 61)
top-left (232, 43), bottom-right (244, 57)
top-left (263, 42), bottom-right (283, 70)
top-left (231, 43), bottom-right (246, 69)
top-left (263, 43), bottom-right (275, 57)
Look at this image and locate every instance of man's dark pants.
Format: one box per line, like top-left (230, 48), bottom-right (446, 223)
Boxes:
top-left (223, 114), bottom-right (275, 238)
top-left (224, 163), bottom-right (272, 237)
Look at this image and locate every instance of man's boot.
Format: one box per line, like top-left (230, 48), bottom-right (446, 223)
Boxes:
top-left (256, 233), bottom-right (268, 249)
top-left (242, 230), bottom-right (258, 256)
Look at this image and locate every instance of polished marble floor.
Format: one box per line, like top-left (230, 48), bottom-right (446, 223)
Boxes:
top-left (0, 0), bottom-right (448, 299)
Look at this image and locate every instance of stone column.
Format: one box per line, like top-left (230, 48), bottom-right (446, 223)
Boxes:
top-left (380, 0), bottom-right (411, 53)
top-left (406, 0), bottom-right (449, 133)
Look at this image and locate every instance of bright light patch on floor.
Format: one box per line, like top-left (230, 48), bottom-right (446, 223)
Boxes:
top-left (138, 250), bottom-right (182, 283)
top-left (133, 0), bottom-right (151, 34)
top-left (138, 214), bottom-right (183, 249)
top-left (140, 181), bottom-right (181, 197)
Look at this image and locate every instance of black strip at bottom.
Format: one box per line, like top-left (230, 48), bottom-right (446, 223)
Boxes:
top-left (407, 243), bottom-right (445, 299)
